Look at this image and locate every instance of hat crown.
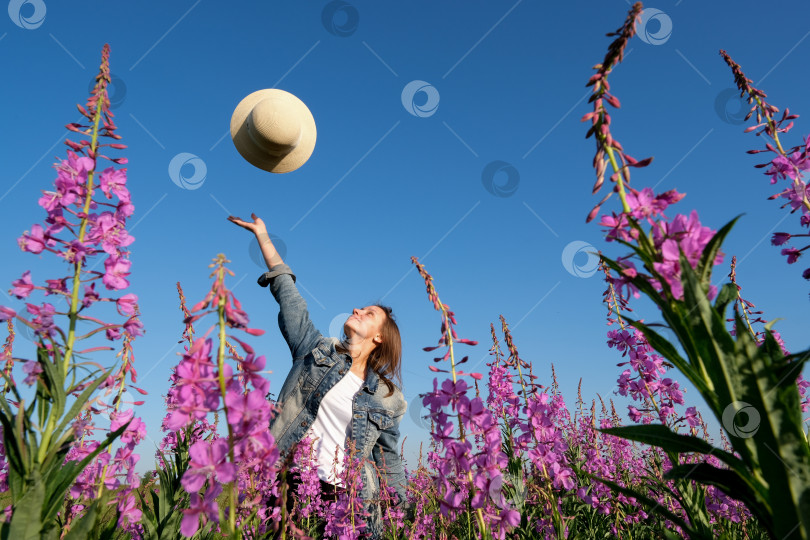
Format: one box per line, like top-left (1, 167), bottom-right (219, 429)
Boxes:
top-left (247, 97), bottom-right (302, 157)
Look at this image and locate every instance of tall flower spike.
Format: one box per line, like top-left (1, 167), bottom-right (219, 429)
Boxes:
top-left (721, 50), bottom-right (810, 288)
top-left (583, 2), bottom-right (652, 222)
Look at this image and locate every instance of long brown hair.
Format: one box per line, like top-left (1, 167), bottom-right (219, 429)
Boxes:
top-left (337, 304), bottom-right (402, 397)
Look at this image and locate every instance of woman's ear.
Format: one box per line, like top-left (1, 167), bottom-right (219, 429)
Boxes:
top-left (373, 334), bottom-right (383, 345)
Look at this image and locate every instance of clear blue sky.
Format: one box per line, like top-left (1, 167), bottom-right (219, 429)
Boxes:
top-left (1, 0), bottom-right (809, 472)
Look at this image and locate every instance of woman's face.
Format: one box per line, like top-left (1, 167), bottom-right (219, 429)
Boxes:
top-left (344, 305), bottom-right (386, 346)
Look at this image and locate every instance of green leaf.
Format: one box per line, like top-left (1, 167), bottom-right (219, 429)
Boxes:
top-left (678, 260), bottom-right (739, 415)
top-left (49, 366), bottom-right (116, 459)
top-left (668, 261), bottom-right (810, 539)
top-left (665, 463), bottom-right (773, 531)
top-left (696, 215), bottom-right (740, 283)
top-left (0, 409), bottom-right (26, 501)
top-left (624, 318), bottom-right (705, 394)
top-left (712, 282), bottom-right (737, 317)
top-left (598, 425), bottom-right (748, 472)
top-left (582, 472), bottom-right (692, 533)
top-left (41, 421), bottom-right (129, 524)
top-left (136, 488), bottom-right (159, 540)
top-left (8, 470), bottom-right (45, 540)
top-left (36, 347), bottom-right (65, 421)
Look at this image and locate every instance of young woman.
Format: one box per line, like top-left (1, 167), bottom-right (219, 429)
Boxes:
top-left (227, 213), bottom-right (408, 536)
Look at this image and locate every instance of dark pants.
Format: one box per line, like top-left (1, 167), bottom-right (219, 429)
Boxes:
top-left (270, 470), bottom-right (347, 539)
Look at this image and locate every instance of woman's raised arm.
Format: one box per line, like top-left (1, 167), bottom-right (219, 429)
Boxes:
top-left (227, 213), bottom-right (283, 268)
top-left (228, 214), bottom-right (321, 361)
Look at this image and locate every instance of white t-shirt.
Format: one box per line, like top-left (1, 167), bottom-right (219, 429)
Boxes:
top-left (306, 370), bottom-right (365, 486)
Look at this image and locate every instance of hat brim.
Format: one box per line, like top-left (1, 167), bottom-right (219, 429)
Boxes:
top-left (230, 89), bottom-right (317, 174)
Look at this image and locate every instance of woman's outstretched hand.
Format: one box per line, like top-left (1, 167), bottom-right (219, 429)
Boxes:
top-left (227, 213), bottom-right (268, 237)
top-left (227, 213), bottom-right (284, 268)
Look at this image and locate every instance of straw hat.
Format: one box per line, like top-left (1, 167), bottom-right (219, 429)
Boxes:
top-left (230, 89), bottom-right (317, 173)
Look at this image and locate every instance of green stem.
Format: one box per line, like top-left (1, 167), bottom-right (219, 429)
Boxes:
top-left (63, 89), bottom-right (105, 376)
top-left (216, 292), bottom-right (238, 536)
top-left (433, 300), bottom-right (486, 535)
top-left (753, 95), bottom-right (810, 214)
top-left (603, 143), bottom-right (632, 214)
top-left (38, 90), bottom-right (106, 466)
top-left (95, 339), bottom-right (132, 498)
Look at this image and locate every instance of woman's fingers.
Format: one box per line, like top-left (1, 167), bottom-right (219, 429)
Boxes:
top-left (227, 215), bottom-right (253, 231)
top-left (228, 214), bottom-right (269, 237)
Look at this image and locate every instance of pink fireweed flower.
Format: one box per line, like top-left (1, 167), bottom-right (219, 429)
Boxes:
top-left (116, 293), bottom-right (138, 316)
top-left (82, 283), bottom-right (100, 308)
top-left (323, 445), bottom-right (367, 540)
top-left (625, 187), bottom-right (685, 225)
top-left (122, 316), bottom-right (143, 338)
top-left (44, 278), bottom-right (68, 296)
top-left (99, 167), bottom-right (129, 202)
top-left (798, 374), bottom-right (810, 414)
top-left (781, 247), bottom-right (803, 264)
top-left (55, 150), bottom-right (95, 185)
top-left (106, 327), bottom-right (122, 341)
top-left (166, 354), bottom-right (219, 430)
top-left (238, 353), bottom-right (270, 395)
top-left (649, 210), bottom-right (722, 300)
top-left (117, 492), bottom-right (142, 529)
top-left (87, 212), bottom-right (134, 256)
top-left (10, 271), bottom-right (34, 299)
top-left (102, 255), bottom-right (131, 290)
top-left (765, 151), bottom-right (810, 184)
top-left (61, 239), bottom-right (91, 264)
top-left (26, 302), bottom-right (56, 338)
top-left (780, 181), bottom-right (810, 214)
top-left (22, 361), bottom-right (43, 385)
top-left (181, 484), bottom-right (221, 537)
top-left (225, 389), bottom-right (270, 436)
top-left (292, 436), bottom-right (322, 520)
top-left (457, 395), bottom-right (495, 431)
top-left (181, 438), bottom-right (237, 493)
top-left (115, 199), bottom-right (134, 220)
top-left (600, 212), bottom-right (636, 243)
top-left (38, 184), bottom-right (77, 215)
top-left (110, 409), bottom-right (147, 446)
top-left (18, 224), bottom-right (49, 254)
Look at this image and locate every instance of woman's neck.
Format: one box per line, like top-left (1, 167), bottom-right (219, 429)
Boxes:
top-left (342, 340), bottom-right (369, 379)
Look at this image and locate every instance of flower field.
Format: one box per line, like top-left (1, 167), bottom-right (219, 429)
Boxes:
top-left (0, 3), bottom-right (809, 539)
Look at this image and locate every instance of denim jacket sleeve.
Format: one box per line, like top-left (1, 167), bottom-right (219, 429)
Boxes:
top-left (372, 405), bottom-right (408, 508)
top-left (260, 263), bottom-right (322, 362)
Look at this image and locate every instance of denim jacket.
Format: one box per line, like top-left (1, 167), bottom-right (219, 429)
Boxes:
top-left (260, 263), bottom-right (407, 533)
